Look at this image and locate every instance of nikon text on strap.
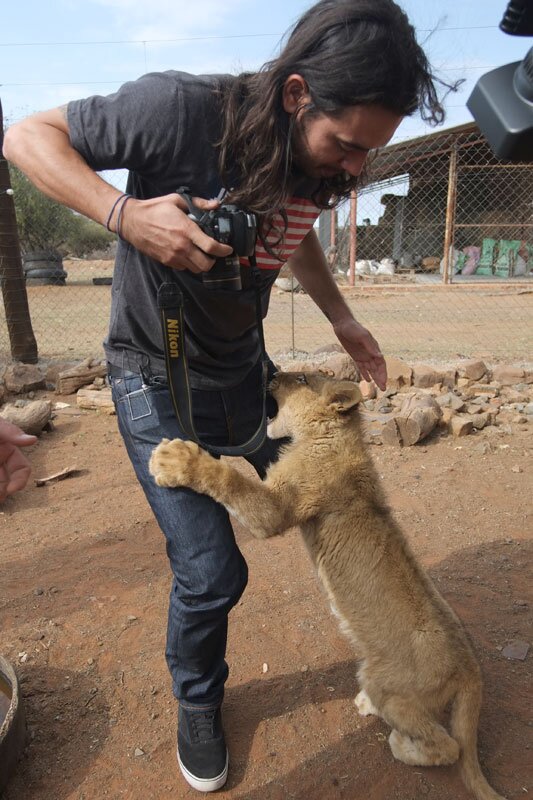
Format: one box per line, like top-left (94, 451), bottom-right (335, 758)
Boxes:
top-left (157, 255), bottom-right (269, 457)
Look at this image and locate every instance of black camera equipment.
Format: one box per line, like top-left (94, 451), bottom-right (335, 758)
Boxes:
top-left (467, 0), bottom-right (533, 162)
top-left (157, 188), bottom-right (269, 457)
top-left (176, 186), bottom-right (257, 290)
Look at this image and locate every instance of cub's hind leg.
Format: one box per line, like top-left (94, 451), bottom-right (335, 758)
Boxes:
top-left (378, 694), bottom-right (459, 767)
top-left (354, 689), bottom-right (459, 766)
top-left (388, 728), bottom-right (459, 767)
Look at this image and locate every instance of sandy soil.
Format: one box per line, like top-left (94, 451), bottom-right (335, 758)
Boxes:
top-left (2, 259), bottom-right (530, 365)
top-left (0, 390), bottom-right (531, 800)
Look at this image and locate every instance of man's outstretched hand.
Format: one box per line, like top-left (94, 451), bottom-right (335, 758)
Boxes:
top-left (332, 317), bottom-right (387, 390)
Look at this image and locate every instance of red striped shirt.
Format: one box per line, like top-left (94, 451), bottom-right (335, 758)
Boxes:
top-left (241, 197), bottom-right (321, 270)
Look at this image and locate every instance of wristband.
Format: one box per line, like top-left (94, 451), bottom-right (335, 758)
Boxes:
top-left (115, 194), bottom-right (132, 240)
top-left (105, 192), bottom-right (129, 232)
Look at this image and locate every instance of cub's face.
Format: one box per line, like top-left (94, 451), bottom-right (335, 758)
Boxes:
top-left (267, 372), bottom-right (362, 439)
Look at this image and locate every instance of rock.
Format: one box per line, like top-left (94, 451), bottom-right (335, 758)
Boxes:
top-left (458, 359), bottom-right (487, 381)
top-left (465, 384), bottom-right (499, 399)
top-left (312, 343), bottom-right (344, 355)
top-left (412, 365), bottom-right (444, 389)
top-left (441, 369), bottom-right (457, 389)
top-left (439, 407), bottom-right (455, 427)
top-left (318, 353), bottom-right (359, 382)
top-left (76, 387), bottom-right (115, 414)
top-left (475, 441), bottom-right (495, 455)
top-left (524, 403), bottom-right (533, 416)
top-left (275, 274), bottom-right (301, 292)
top-left (437, 392), bottom-right (466, 412)
top-left (383, 394), bottom-right (441, 446)
top-left (57, 358), bottom-right (107, 395)
top-left (457, 377), bottom-right (470, 389)
top-left (280, 359), bottom-right (319, 374)
top-left (3, 363), bottom-right (46, 394)
top-left (359, 380), bottom-right (377, 400)
top-left (501, 640), bottom-right (530, 660)
top-left (0, 399), bottom-right (53, 435)
top-left (385, 357), bottom-right (412, 392)
top-left (491, 366), bottom-right (525, 385)
top-left (466, 403), bottom-right (489, 415)
top-left (501, 389), bottom-right (530, 404)
top-left (471, 412), bottom-right (491, 430)
top-left (45, 361), bottom-right (78, 389)
top-left (450, 415), bottom-right (474, 437)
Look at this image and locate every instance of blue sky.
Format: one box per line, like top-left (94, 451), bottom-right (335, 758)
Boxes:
top-left (1, 0), bottom-right (530, 206)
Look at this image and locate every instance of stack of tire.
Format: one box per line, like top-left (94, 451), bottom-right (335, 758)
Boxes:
top-left (23, 251), bottom-right (68, 285)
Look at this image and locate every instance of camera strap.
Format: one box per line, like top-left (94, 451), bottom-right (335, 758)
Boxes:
top-left (157, 253), bottom-right (269, 457)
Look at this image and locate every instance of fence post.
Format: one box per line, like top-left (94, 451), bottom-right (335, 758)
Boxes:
top-left (329, 206), bottom-right (336, 249)
top-left (0, 100), bottom-right (38, 363)
top-left (442, 142), bottom-right (458, 286)
top-left (349, 190), bottom-right (357, 285)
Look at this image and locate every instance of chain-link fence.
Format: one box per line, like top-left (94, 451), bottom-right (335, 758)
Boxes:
top-left (327, 123), bottom-right (533, 283)
top-left (1, 117), bottom-right (532, 369)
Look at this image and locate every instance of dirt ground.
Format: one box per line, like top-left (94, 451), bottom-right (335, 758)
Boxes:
top-left (0, 387), bottom-right (531, 800)
top-left (2, 259), bottom-right (531, 365)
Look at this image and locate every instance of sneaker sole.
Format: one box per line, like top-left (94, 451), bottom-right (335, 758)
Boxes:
top-left (177, 746), bottom-right (228, 793)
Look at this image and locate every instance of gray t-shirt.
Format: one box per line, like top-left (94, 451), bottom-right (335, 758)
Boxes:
top-left (68, 71), bottom-right (320, 388)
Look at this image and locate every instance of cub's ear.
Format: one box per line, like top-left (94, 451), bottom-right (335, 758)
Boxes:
top-left (322, 381), bottom-right (362, 413)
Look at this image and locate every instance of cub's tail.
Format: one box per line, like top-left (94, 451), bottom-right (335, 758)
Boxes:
top-left (450, 677), bottom-right (506, 800)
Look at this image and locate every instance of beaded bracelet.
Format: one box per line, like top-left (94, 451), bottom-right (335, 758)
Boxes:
top-left (105, 193), bottom-right (129, 232)
top-left (115, 194), bottom-right (133, 240)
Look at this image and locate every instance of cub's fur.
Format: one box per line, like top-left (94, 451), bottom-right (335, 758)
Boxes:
top-left (150, 372), bottom-right (506, 800)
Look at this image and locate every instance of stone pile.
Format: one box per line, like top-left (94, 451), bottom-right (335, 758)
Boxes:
top-left (1, 353), bottom-right (531, 444)
top-left (274, 349), bottom-right (533, 446)
top-left (0, 357), bottom-right (109, 434)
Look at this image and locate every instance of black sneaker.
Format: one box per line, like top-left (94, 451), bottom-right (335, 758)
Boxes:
top-left (177, 704), bottom-right (228, 793)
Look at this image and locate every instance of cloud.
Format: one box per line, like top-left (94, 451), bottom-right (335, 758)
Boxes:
top-left (89, 0), bottom-right (247, 42)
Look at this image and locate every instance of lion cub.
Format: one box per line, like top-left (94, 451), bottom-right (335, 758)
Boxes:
top-left (150, 372), bottom-right (505, 800)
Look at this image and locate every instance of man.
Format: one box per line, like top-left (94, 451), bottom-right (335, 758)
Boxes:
top-left (3, 0), bottom-right (448, 791)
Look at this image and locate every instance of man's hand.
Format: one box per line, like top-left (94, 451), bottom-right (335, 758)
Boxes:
top-left (119, 193), bottom-right (233, 272)
top-left (332, 317), bottom-right (387, 390)
top-left (0, 419), bottom-right (37, 501)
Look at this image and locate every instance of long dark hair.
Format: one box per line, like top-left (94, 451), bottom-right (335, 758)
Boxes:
top-left (218, 0), bottom-right (455, 250)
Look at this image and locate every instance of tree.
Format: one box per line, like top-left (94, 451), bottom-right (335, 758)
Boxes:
top-left (9, 165), bottom-right (114, 256)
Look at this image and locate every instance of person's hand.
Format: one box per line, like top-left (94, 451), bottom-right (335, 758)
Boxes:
top-left (0, 419), bottom-right (37, 501)
top-left (119, 193), bottom-right (233, 272)
top-left (332, 317), bottom-right (387, 390)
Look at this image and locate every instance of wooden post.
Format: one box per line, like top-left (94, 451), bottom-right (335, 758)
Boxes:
top-left (349, 190), bottom-right (357, 286)
top-left (329, 206), bottom-right (336, 248)
top-left (442, 144), bottom-right (458, 286)
top-left (0, 100), bottom-right (38, 363)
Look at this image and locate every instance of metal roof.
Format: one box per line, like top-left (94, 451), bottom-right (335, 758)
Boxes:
top-left (369, 121), bottom-right (482, 180)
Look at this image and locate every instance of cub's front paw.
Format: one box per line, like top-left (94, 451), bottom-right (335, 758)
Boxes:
top-left (149, 438), bottom-right (204, 488)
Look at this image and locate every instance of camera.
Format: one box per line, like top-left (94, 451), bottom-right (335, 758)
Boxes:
top-left (467, 0), bottom-right (533, 162)
top-left (177, 187), bottom-right (257, 290)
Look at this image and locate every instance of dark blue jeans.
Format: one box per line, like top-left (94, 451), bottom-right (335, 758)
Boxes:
top-left (109, 360), bottom-right (282, 708)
